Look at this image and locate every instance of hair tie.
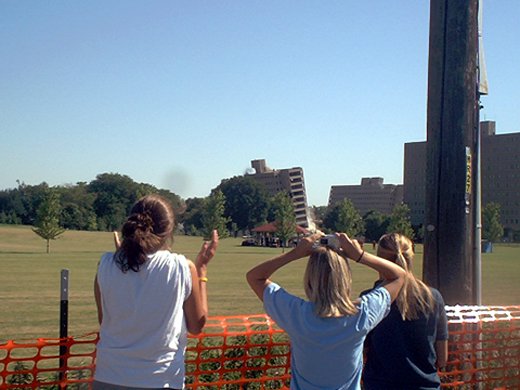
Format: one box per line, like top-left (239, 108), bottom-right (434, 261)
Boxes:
top-left (356, 250), bottom-right (365, 263)
top-left (128, 212), bottom-right (153, 233)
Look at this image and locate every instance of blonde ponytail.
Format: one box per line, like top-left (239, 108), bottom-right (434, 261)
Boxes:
top-left (378, 233), bottom-right (435, 320)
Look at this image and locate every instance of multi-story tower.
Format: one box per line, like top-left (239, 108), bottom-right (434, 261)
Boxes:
top-left (403, 121), bottom-right (520, 234)
top-left (403, 141), bottom-right (428, 226)
top-left (328, 177), bottom-right (404, 216)
top-left (248, 159), bottom-right (309, 227)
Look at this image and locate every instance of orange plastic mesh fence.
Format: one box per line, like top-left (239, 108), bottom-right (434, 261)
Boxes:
top-left (440, 305), bottom-right (520, 389)
top-left (185, 315), bottom-right (290, 389)
top-left (1, 307), bottom-right (519, 389)
top-left (0, 332), bottom-right (98, 389)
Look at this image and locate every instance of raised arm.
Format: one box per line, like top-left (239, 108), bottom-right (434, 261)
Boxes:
top-left (183, 230), bottom-right (219, 335)
top-left (246, 233), bottom-right (322, 301)
top-left (337, 233), bottom-right (406, 302)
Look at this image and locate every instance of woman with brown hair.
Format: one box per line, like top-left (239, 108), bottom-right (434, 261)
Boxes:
top-left (361, 233), bottom-right (448, 390)
top-left (93, 194), bottom-right (218, 389)
top-left (246, 232), bottom-right (406, 389)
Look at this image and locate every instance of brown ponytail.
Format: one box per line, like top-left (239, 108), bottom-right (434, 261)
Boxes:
top-left (116, 194), bottom-right (175, 272)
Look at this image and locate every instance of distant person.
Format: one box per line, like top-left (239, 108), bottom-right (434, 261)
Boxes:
top-left (93, 194), bottom-right (218, 389)
top-left (246, 232), bottom-right (406, 389)
top-left (361, 233), bottom-right (448, 390)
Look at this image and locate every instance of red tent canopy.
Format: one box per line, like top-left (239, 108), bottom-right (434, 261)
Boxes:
top-left (251, 222), bottom-right (309, 235)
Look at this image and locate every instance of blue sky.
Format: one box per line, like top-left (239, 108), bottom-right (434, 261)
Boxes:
top-left (1, 1), bottom-right (519, 206)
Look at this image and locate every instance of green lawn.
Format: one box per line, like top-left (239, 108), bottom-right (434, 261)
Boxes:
top-left (1, 225), bottom-right (519, 342)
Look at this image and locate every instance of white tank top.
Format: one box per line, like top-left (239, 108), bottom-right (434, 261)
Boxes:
top-left (94, 250), bottom-right (192, 388)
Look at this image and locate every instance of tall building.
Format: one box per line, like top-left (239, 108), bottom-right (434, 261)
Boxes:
top-left (328, 177), bottom-right (404, 216)
top-left (403, 121), bottom-right (520, 234)
top-left (247, 159), bottom-right (310, 227)
top-left (403, 141), bottom-right (427, 226)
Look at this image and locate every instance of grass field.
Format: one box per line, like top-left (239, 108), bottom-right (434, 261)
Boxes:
top-left (1, 225), bottom-right (519, 342)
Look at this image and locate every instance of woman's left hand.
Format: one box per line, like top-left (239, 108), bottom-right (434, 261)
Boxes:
top-left (336, 232), bottom-right (363, 260)
top-left (196, 229), bottom-right (219, 268)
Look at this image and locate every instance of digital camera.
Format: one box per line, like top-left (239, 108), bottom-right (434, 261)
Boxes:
top-left (317, 234), bottom-right (340, 250)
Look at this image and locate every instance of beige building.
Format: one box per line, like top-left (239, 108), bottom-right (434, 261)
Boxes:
top-left (404, 121), bottom-right (520, 233)
top-left (248, 159), bottom-right (309, 227)
top-left (328, 177), bottom-right (404, 216)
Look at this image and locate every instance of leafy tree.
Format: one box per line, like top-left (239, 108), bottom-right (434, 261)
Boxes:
top-left (216, 176), bottom-right (270, 231)
top-left (0, 190), bottom-right (14, 222)
top-left (0, 182), bottom-right (50, 225)
top-left (179, 197), bottom-right (206, 236)
top-left (363, 210), bottom-right (390, 242)
top-left (323, 199), bottom-right (365, 237)
top-left (271, 192), bottom-right (296, 249)
top-left (202, 190), bottom-right (230, 239)
top-left (482, 202), bottom-right (504, 242)
top-left (387, 203), bottom-right (414, 238)
top-left (32, 189), bottom-right (65, 253)
top-left (0, 209), bottom-right (21, 224)
top-left (87, 173), bottom-right (182, 231)
top-left (58, 182), bottom-right (97, 230)
top-left (88, 173), bottom-right (141, 230)
top-left (0, 173), bottom-right (183, 233)
top-left (322, 205), bottom-right (339, 233)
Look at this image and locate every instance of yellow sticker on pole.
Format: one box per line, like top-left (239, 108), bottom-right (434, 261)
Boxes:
top-left (466, 147), bottom-right (472, 195)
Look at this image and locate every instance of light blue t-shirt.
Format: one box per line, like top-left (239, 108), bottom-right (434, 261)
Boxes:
top-left (263, 283), bottom-right (391, 390)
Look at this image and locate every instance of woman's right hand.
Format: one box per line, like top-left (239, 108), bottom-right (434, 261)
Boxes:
top-left (291, 232), bottom-right (323, 259)
top-left (113, 231), bottom-right (121, 250)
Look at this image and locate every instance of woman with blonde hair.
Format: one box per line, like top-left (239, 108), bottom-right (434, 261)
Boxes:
top-left (361, 233), bottom-right (448, 390)
top-left (246, 232), bottom-right (406, 389)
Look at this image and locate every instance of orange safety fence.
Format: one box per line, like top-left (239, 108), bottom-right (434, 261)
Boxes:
top-left (1, 307), bottom-right (519, 389)
top-left (441, 305), bottom-right (520, 389)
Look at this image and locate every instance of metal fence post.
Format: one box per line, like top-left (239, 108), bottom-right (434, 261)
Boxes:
top-left (59, 269), bottom-right (69, 387)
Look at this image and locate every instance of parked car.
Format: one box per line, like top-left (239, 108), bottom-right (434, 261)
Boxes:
top-left (241, 238), bottom-right (256, 246)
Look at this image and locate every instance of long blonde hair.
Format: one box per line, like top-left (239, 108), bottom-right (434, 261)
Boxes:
top-left (377, 233), bottom-right (435, 320)
top-left (304, 247), bottom-right (358, 317)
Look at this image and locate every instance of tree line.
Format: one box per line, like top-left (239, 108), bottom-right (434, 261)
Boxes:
top-left (0, 172), bottom-right (504, 245)
top-left (0, 173), bottom-right (296, 239)
top-left (0, 174), bottom-right (183, 232)
top-left (319, 200), bottom-right (504, 244)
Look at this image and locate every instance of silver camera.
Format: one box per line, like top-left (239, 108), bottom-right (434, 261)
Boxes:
top-left (317, 234), bottom-right (340, 250)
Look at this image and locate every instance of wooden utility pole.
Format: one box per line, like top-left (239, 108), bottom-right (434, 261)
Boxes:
top-left (423, 0), bottom-right (480, 305)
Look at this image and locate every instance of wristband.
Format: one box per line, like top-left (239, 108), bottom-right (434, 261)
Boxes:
top-left (199, 277), bottom-right (208, 282)
top-left (356, 250), bottom-right (365, 263)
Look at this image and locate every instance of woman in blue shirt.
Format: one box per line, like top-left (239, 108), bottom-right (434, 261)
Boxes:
top-left (246, 232), bottom-right (406, 390)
